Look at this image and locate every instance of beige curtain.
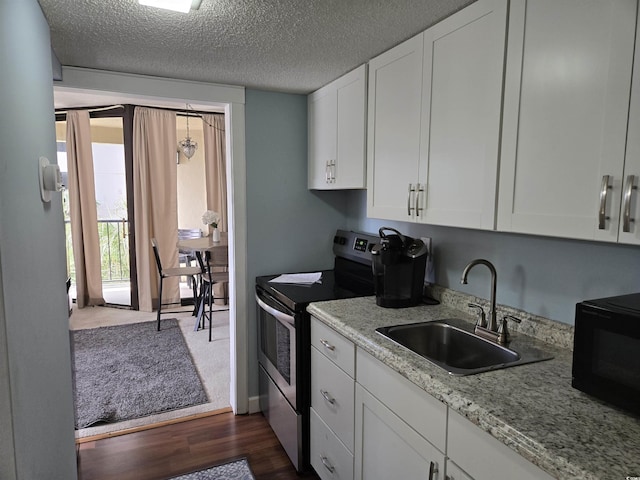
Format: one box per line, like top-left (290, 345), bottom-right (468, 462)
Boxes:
top-left (203, 113), bottom-right (228, 304)
top-left (203, 114), bottom-right (227, 231)
top-left (66, 110), bottom-right (105, 308)
top-left (133, 107), bottom-right (179, 312)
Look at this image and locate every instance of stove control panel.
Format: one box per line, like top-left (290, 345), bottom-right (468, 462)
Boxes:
top-left (353, 237), bottom-right (372, 252)
top-left (333, 229), bottom-right (379, 265)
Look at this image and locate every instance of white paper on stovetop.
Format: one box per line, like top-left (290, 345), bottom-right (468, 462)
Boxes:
top-left (268, 272), bottom-right (322, 285)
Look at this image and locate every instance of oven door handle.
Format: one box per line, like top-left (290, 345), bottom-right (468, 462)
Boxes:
top-left (255, 292), bottom-right (296, 327)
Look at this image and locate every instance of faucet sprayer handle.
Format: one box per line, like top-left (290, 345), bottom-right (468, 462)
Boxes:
top-left (468, 303), bottom-right (486, 328)
top-left (498, 315), bottom-right (521, 345)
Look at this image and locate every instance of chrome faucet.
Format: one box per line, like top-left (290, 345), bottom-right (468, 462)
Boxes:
top-left (461, 259), bottom-right (498, 332)
top-left (461, 259), bottom-right (521, 345)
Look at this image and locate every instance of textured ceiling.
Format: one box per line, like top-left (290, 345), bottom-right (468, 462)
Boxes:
top-left (38, 0), bottom-right (474, 95)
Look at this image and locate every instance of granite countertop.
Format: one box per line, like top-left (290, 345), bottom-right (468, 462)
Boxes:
top-left (306, 293), bottom-right (640, 480)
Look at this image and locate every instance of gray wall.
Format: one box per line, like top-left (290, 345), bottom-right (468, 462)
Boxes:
top-left (245, 89), bottom-right (349, 397)
top-left (345, 191), bottom-right (640, 325)
top-left (0, 1), bottom-right (78, 479)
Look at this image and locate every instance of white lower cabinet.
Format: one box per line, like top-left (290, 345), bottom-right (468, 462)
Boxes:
top-left (445, 460), bottom-right (473, 480)
top-left (354, 384), bottom-right (445, 480)
top-left (310, 317), bottom-right (356, 480)
top-left (310, 408), bottom-right (354, 480)
top-left (310, 347), bottom-right (355, 452)
top-left (310, 319), bottom-right (555, 480)
top-left (355, 349), bottom-right (446, 480)
top-left (447, 409), bottom-right (554, 480)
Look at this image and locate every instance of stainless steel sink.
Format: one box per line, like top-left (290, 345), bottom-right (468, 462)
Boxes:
top-left (376, 320), bottom-right (553, 376)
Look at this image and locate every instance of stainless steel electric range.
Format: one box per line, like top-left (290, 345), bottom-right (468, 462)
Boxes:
top-left (255, 229), bottom-right (378, 472)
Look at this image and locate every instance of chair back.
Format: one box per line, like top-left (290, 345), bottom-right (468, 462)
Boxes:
top-left (178, 228), bottom-right (202, 266)
top-left (208, 245), bottom-right (229, 268)
top-left (151, 238), bottom-right (163, 275)
top-left (178, 228), bottom-right (202, 241)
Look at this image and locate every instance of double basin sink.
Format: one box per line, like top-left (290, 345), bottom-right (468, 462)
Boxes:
top-left (376, 320), bottom-right (553, 376)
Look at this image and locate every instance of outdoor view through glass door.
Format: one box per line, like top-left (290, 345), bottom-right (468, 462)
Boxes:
top-left (56, 116), bottom-right (133, 308)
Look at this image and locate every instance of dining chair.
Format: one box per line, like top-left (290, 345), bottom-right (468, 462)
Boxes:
top-left (178, 228), bottom-right (203, 266)
top-left (178, 228), bottom-right (203, 288)
top-left (151, 238), bottom-right (203, 331)
top-left (197, 245), bottom-right (229, 341)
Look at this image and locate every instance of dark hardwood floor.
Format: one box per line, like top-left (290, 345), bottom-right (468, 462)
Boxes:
top-left (77, 412), bottom-right (320, 480)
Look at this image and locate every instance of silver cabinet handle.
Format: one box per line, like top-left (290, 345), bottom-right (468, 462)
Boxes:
top-left (320, 389), bottom-right (336, 405)
top-left (407, 183), bottom-right (416, 216)
top-left (329, 159), bottom-right (336, 183)
top-left (320, 456), bottom-right (335, 473)
top-left (598, 175), bottom-right (611, 230)
top-left (319, 339), bottom-right (335, 351)
top-left (415, 183), bottom-right (424, 215)
top-left (428, 461), bottom-right (439, 480)
top-left (325, 160), bottom-right (331, 183)
top-left (623, 174), bottom-right (637, 232)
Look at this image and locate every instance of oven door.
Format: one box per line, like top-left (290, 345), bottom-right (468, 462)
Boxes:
top-left (256, 286), bottom-right (297, 410)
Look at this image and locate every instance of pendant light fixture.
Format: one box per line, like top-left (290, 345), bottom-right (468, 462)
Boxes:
top-left (178, 105), bottom-right (198, 159)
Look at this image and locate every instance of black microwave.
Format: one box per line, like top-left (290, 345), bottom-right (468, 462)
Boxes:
top-left (572, 293), bottom-right (640, 416)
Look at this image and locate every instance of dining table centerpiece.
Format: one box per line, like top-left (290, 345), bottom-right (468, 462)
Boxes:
top-left (202, 210), bottom-right (221, 242)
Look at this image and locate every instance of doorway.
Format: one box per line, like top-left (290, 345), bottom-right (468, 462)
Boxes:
top-left (53, 80), bottom-right (249, 416)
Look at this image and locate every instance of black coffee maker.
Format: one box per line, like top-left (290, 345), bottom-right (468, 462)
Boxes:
top-left (371, 227), bottom-right (428, 308)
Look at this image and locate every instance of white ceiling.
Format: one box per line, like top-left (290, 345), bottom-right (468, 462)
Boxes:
top-left (38, 0), bottom-right (474, 96)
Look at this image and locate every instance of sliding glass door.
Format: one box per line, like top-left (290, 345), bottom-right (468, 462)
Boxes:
top-left (56, 109), bottom-right (138, 309)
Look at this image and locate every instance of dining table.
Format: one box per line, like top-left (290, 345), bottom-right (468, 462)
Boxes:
top-left (177, 231), bottom-right (229, 254)
top-left (177, 232), bottom-right (229, 329)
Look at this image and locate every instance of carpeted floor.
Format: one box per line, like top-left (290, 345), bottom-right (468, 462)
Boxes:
top-left (70, 305), bottom-right (230, 438)
top-left (72, 318), bottom-right (208, 428)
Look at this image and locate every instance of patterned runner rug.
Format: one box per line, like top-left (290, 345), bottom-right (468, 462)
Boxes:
top-left (169, 458), bottom-right (256, 479)
top-left (71, 318), bottom-right (208, 428)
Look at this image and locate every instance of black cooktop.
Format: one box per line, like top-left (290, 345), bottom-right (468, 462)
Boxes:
top-left (256, 268), bottom-right (374, 313)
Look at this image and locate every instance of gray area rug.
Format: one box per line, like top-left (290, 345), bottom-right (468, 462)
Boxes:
top-left (169, 458), bottom-right (255, 480)
top-left (71, 319), bottom-right (208, 429)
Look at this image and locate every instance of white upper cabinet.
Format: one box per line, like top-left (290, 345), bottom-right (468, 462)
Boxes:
top-left (420, 0), bottom-right (507, 229)
top-left (308, 65), bottom-right (367, 189)
top-left (619, 11), bottom-right (640, 245)
top-left (367, 0), bottom-right (508, 229)
top-left (367, 33), bottom-right (425, 220)
top-left (497, 0), bottom-right (637, 241)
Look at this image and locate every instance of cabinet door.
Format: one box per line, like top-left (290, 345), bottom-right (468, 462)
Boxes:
top-left (309, 65), bottom-right (366, 190)
top-left (309, 86), bottom-right (337, 189)
top-left (367, 33), bottom-right (424, 221)
top-left (498, 0), bottom-right (636, 241)
top-left (448, 409), bottom-right (554, 480)
top-left (354, 384), bottom-right (444, 480)
top-left (334, 65), bottom-right (367, 189)
top-left (445, 460), bottom-right (473, 480)
top-left (307, 87), bottom-right (338, 189)
top-left (420, 0), bottom-right (507, 229)
top-left (619, 14), bottom-right (640, 245)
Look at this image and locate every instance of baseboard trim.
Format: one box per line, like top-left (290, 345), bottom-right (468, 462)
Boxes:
top-left (75, 406), bottom-right (232, 443)
top-left (248, 395), bottom-right (261, 414)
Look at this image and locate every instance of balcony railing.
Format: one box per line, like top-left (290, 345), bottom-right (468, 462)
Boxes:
top-left (65, 219), bottom-right (130, 284)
